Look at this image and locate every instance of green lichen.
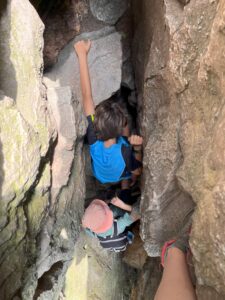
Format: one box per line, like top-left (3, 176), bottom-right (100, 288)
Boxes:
top-left (26, 163), bottom-right (50, 234)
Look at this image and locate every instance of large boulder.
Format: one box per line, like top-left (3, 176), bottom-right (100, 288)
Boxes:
top-left (133, 0), bottom-right (195, 257)
top-left (0, 1), bottom-right (86, 299)
top-left (0, 94), bottom-right (47, 299)
top-left (0, 1), bottom-right (53, 298)
top-left (133, 0), bottom-right (225, 298)
top-left (90, 0), bottom-right (128, 25)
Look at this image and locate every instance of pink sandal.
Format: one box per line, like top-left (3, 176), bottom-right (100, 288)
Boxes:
top-left (161, 239), bottom-right (176, 268)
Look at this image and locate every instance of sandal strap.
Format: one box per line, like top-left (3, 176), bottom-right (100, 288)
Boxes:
top-left (161, 239), bottom-right (176, 268)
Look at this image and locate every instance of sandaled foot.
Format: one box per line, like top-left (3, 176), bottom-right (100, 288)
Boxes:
top-left (161, 208), bottom-right (194, 267)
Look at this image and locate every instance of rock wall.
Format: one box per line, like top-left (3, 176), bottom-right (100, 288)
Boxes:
top-left (133, 0), bottom-right (225, 298)
top-left (1, 0), bottom-right (225, 299)
top-left (0, 1), bottom-right (86, 299)
top-left (64, 232), bottom-right (136, 300)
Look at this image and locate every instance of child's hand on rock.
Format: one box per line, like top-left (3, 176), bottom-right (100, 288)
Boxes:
top-left (74, 40), bottom-right (91, 56)
top-left (110, 197), bottom-right (132, 212)
top-left (128, 135), bottom-right (143, 150)
top-left (111, 197), bottom-right (125, 208)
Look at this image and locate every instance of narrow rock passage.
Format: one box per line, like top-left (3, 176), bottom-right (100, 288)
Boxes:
top-left (1, 0), bottom-right (225, 299)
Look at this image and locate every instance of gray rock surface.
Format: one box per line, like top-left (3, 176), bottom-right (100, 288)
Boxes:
top-left (116, 9), bottom-right (135, 89)
top-left (0, 1), bottom-right (86, 299)
top-left (0, 0), bottom-right (52, 156)
top-left (0, 94), bottom-right (48, 300)
top-left (2, 0), bottom-right (225, 299)
top-left (45, 27), bottom-right (122, 105)
top-left (122, 225), bottom-right (148, 270)
top-left (0, 1), bottom-right (54, 298)
top-left (133, 0), bottom-right (225, 298)
top-left (130, 258), bottom-right (162, 300)
top-left (47, 86), bottom-right (78, 200)
top-left (64, 231), bottom-right (136, 300)
top-left (28, 141), bottom-right (85, 299)
top-left (90, 0), bottom-right (128, 25)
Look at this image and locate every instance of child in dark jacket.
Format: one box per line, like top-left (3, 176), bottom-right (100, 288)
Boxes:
top-left (74, 40), bottom-right (143, 190)
top-left (82, 196), bottom-right (140, 252)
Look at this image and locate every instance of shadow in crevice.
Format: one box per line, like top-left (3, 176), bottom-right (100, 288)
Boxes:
top-left (0, 1), bottom-right (17, 101)
top-left (31, 0), bottom-right (65, 20)
top-left (33, 261), bottom-right (64, 300)
top-left (0, 2), bottom-right (20, 300)
top-left (0, 138), bottom-right (4, 228)
top-left (0, 0), bottom-right (7, 18)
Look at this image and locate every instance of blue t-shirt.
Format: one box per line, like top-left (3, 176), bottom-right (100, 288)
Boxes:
top-left (86, 115), bottom-right (142, 184)
top-left (90, 137), bottom-right (131, 183)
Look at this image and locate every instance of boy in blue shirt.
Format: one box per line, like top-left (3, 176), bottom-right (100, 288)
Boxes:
top-left (74, 40), bottom-right (143, 195)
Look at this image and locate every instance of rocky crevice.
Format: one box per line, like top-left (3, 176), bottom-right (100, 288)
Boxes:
top-left (0, 0), bottom-right (225, 299)
top-left (133, 0), bottom-right (225, 298)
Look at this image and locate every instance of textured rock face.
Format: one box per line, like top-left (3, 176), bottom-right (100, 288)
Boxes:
top-left (130, 258), bottom-right (162, 300)
top-left (0, 94), bottom-right (44, 298)
top-left (2, 0), bottom-right (225, 298)
top-left (133, 0), bottom-right (195, 257)
top-left (0, 1), bottom-right (53, 298)
top-left (0, 0), bottom-right (51, 155)
top-left (90, 0), bottom-right (128, 25)
top-left (47, 86), bottom-right (79, 200)
top-left (0, 1), bottom-right (86, 299)
top-left (133, 0), bottom-right (225, 298)
top-left (64, 232), bottom-right (135, 300)
top-left (122, 224), bottom-right (148, 270)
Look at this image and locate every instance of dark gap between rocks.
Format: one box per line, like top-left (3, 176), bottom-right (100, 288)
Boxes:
top-left (33, 261), bottom-right (64, 299)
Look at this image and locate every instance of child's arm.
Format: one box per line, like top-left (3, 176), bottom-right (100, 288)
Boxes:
top-left (128, 135), bottom-right (143, 154)
top-left (74, 40), bottom-right (95, 116)
top-left (110, 197), bottom-right (132, 212)
top-left (113, 199), bottom-right (140, 234)
top-left (111, 197), bottom-right (141, 235)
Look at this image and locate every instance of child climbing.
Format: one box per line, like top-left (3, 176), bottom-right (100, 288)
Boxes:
top-left (74, 40), bottom-right (143, 196)
top-left (82, 196), bottom-right (140, 252)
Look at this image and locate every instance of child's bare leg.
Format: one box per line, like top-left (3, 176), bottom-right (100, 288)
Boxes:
top-left (154, 247), bottom-right (197, 300)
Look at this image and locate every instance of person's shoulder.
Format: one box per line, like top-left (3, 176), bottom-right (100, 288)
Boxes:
top-left (86, 114), bottom-right (98, 145)
top-left (87, 114), bottom-right (95, 123)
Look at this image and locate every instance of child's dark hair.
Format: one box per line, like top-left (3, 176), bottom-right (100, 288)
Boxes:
top-left (94, 93), bottom-right (128, 141)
